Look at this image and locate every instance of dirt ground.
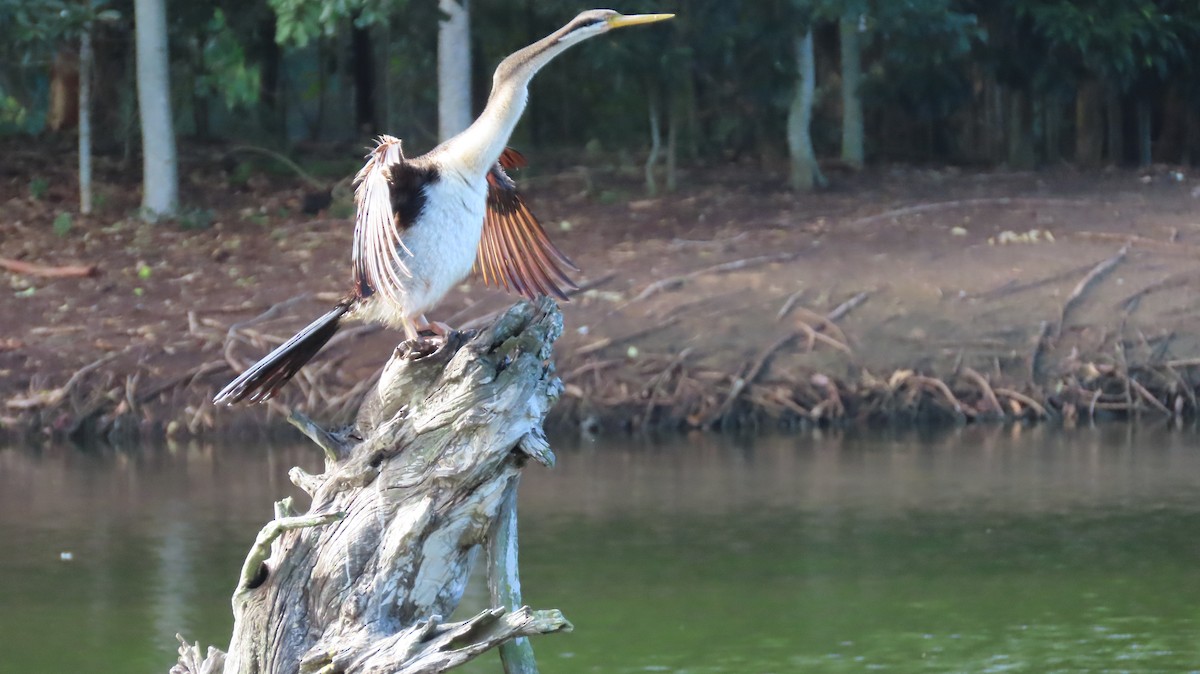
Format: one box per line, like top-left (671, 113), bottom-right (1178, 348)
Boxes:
top-left (4, 137), bottom-right (1200, 439)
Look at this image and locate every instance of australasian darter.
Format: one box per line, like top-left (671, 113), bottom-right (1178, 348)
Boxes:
top-left (214, 9), bottom-right (673, 405)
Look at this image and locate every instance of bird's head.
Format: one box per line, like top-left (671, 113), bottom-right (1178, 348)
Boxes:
top-left (553, 9), bottom-right (674, 47)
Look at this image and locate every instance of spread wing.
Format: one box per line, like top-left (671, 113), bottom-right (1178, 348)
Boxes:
top-left (351, 135), bottom-right (435, 304)
top-left (475, 148), bottom-right (580, 301)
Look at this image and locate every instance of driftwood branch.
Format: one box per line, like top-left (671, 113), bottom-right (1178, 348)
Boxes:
top-left (174, 299), bottom-right (569, 674)
top-left (847, 197), bottom-right (1092, 228)
top-left (0, 256), bottom-right (98, 278)
top-left (1057, 246), bottom-right (1128, 335)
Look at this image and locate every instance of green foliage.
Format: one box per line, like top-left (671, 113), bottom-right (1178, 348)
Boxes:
top-left (227, 161), bottom-right (253, 188)
top-left (1016, 0), bottom-right (1200, 88)
top-left (864, 0), bottom-right (983, 121)
top-left (269, 0), bottom-right (407, 46)
top-left (194, 9), bottom-right (261, 109)
top-left (0, 0), bottom-right (120, 133)
top-left (52, 211), bottom-right (72, 236)
top-left (176, 208), bottom-right (215, 230)
top-left (29, 177), bottom-right (48, 200)
top-left (1, 0), bottom-right (120, 48)
top-left (4, 0), bottom-right (1200, 165)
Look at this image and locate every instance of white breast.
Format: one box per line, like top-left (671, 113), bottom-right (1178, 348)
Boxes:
top-left (366, 171), bottom-right (487, 326)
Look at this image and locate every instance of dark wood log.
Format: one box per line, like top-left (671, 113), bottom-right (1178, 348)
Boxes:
top-left (172, 299), bottom-right (570, 674)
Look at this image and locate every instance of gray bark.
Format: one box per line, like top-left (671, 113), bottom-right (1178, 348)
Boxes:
top-left (838, 14), bottom-right (864, 169)
top-left (79, 25), bottom-right (93, 215)
top-left (172, 300), bottom-right (571, 674)
top-left (787, 30), bottom-right (826, 191)
top-left (645, 88), bottom-right (661, 197)
top-left (134, 0), bottom-right (178, 219)
top-left (438, 0), bottom-right (473, 141)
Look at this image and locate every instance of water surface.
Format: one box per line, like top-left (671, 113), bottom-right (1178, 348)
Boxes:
top-left (1, 425), bottom-right (1198, 673)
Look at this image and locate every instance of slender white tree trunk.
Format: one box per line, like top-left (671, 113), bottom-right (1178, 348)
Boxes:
top-left (78, 25), bottom-right (93, 215)
top-left (134, 0), bottom-right (178, 219)
top-left (787, 29), bottom-right (825, 191)
top-left (438, 0), bottom-right (472, 142)
top-left (839, 13), bottom-right (864, 168)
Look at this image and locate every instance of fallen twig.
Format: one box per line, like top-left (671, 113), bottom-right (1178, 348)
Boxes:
top-left (0, 257), bottom-right (97, 278)
top-left (576, 317), bottom-right (679, 357)
top-left (909, 375), bottom-right (968, 419)
top-left (961, 367), bottom-right (1002, 417)
top-left (794, 319), bottom-right (853, 355)
top-left (136, 360), bottom-right (229, 404)
top-left (848, 197), bottom-right (1092, 228)
top-left (776, 288), bottom-right (807, 322)
top-left (1129, 377), bottom-right (1172, 416)
top-left (1058, 246), bottom-right (1128, 334)
top-left (1030, 320), bottom-right (1053, 380)
top-left (627, 252), bottom-right (801, 305)
top-left (225, 293), bottom-right (314, 337)
top-left (6, 352), bottom-right (119, 410)
top-left (641, 347), bottom-right (694, 428)
top-left (700, 331), bottom-right (799, 427)
top-left (827, 290), bottom-right (872, 323)
top-left (787, 305), bottom-right (850, 345)
top-left (994, 387), bottom-right (1049, 419)
top-left (977, 261), bottom-right (1099, 301)
top-left (1118, 272), bottom-right (1200, 314)
top-left (1071, 231), bottom-right (1200, 257)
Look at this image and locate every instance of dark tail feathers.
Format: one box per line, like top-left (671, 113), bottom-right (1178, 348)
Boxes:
top-left (213, 302), bottom-right (351, 405)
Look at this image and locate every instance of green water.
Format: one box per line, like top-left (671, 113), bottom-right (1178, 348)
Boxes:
top-left (1, 426), bottom-right (1198, 673)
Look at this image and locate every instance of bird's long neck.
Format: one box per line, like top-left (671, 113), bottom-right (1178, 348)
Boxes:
top-left (440, 33), bottom-right (576, 180)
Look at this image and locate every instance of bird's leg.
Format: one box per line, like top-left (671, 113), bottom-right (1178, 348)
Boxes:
top-left (399, 316), bottom-right (453, 359)
top-left (401, 318), bottom-right (421, 342)
top-left (416, 316), bottom-right (454, 339)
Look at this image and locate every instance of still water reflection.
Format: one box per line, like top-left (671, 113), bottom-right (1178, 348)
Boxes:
top-left (1, 425), bottom-right (1198, 673)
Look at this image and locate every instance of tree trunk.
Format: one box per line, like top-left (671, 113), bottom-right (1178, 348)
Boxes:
top-left (1005, 87), bottom-right (1035, 170)
top-left (838, 13), bottom-right (864, 169)
top-left (79, 25), bottom-right (94, 215)
top-left (645, 86), bottom-right (661, 197)
top-left (666, 93), bottom-right (679, 193)
top-left (257, 15), bottom-right (285, 140)
top-left (1105, 87), bottom-right (1123, 164)
top-left (1136, 99), bottom-right (1152, 167)
top-left (1074, 79), bottom-right (1103, 167)
top-left (438, 0), bottom-right (472, 142)
top-left (47, 49), bottom-right (80, 132)
top-left (171, 300), bottom-right (571, 674)
top-left (352, 21), bottom-right (376, 134)
top-left (1185, 106), bottom-right (1200, 167)
top-left (1157, 86), bottom-right (1185, 164)
top-left (1042, 93), bottom-right (1061, 164)
top-left (787, 29), bottom-right (825, 191)
top-left (134, 0), bottom-right (178, 219)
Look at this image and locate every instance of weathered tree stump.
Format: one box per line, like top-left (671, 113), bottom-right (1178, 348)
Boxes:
top-left (172, 299), bottom-right (570, 674)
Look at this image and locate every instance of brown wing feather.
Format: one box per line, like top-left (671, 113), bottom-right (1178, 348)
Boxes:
top-left (476, 150), bottom-right (580, 301)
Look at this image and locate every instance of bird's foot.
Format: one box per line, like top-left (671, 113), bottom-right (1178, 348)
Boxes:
top-left (399, 336), bottom-right (442, 360)
top-left (399, 319), bottom-right (458, 360)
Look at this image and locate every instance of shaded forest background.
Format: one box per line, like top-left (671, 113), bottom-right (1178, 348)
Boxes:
top-left (3, 0), bottom-right (1200, 203)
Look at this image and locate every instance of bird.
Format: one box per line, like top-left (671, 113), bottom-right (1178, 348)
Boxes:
top-left (214, 9), bottom-right (674, 405)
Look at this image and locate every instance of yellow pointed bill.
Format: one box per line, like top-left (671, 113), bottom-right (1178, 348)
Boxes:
top-left (607, 13), bottom-right (675, 29)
